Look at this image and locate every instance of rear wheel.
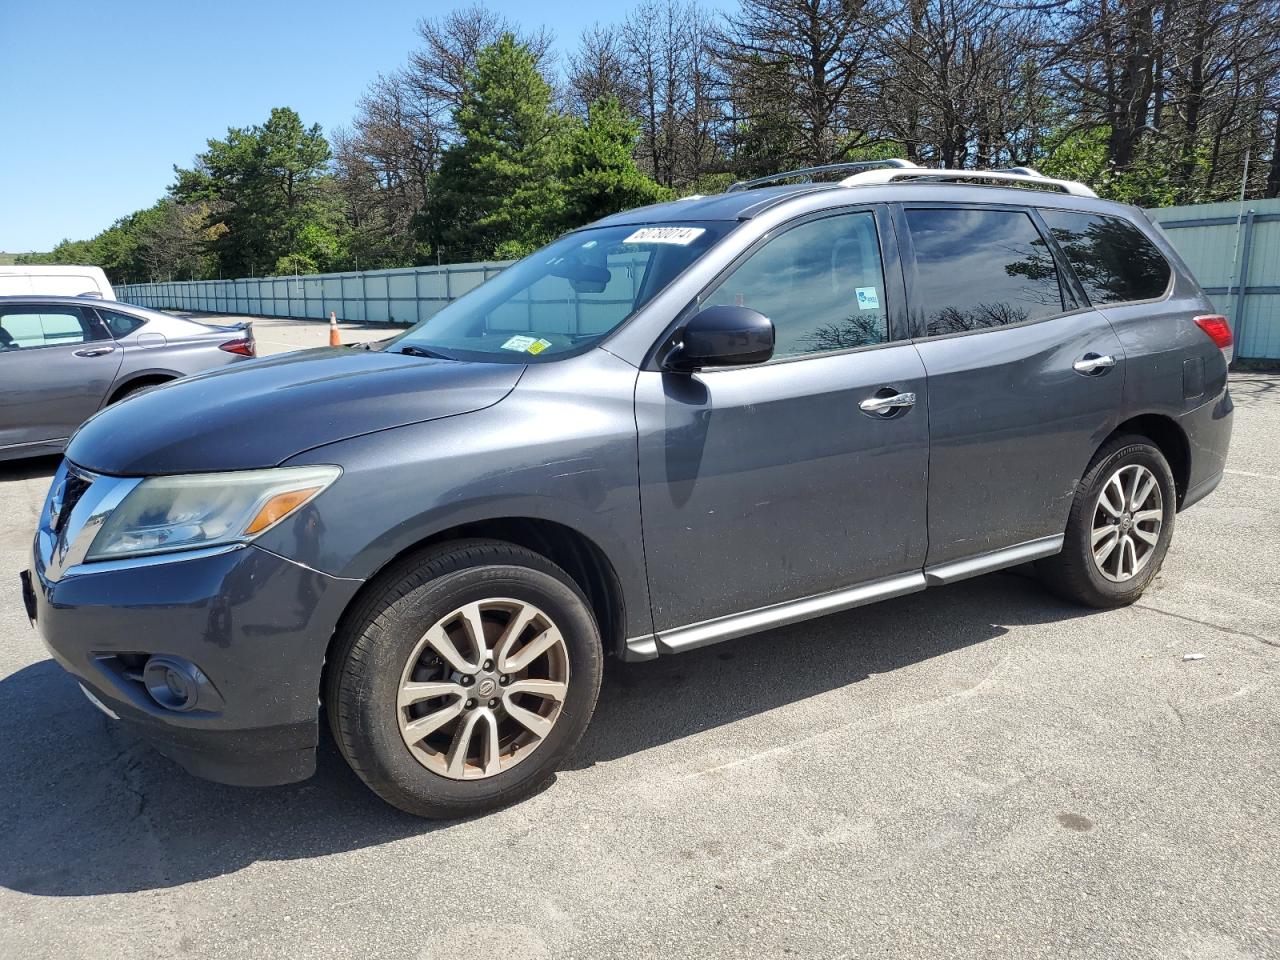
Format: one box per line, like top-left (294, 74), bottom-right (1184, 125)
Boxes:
top-left (1038, 435), bottom-right (1176, 608)
top-left (326, 540), bottom-right (603, 818)
top-left (111, 379), bottom-right (170, 403)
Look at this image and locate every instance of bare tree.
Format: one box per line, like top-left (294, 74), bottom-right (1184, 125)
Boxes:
top-left (1047, 0), bottom-right (1167, 172)
top-left (334, 70), bottom-right (442, 265)
top-left (715, 0), bottom-right (887, 169)
top-left (877, 0), bottom-right (1048, 169)
top-left (568, 24), bottom-right (641, 117)
top-left (407, 2), bottom-right (556, 128)
top-left (620, 0), bottom-right (722, 186)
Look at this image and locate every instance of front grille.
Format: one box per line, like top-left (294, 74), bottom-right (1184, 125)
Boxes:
top-left (52, 469), bottom-right (92, 536)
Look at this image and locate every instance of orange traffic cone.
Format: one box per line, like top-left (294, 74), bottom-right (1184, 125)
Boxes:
top-left (328, 312), bottom-right (341, 347)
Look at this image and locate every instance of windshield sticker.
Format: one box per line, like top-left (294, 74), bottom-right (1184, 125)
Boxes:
top-left (855, 286), bottom-right (881, 311)
top-left (501, 335), bottom-right (553, 355)
top-left (622, 226), bottom-right (706, 246)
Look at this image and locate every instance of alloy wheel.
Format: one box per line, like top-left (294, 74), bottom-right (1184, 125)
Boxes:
top-left (396, 598), bottom-right (570, 780)
top-left (1091, 463), bottom-right (1164, 583)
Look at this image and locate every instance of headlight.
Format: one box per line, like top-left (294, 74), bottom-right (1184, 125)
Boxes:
top-left (85, 465), bottom-right (340, 561)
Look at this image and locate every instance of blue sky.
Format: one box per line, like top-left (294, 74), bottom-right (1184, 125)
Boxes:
top-left (0, 0), bottom-right (700, 252)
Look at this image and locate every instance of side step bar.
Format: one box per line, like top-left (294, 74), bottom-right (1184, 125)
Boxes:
top-left (623, 535), bottom-right (1064, 660)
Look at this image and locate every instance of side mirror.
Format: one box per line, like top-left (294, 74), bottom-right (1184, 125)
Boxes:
top-left (666, 304), bottom-right (774, 371)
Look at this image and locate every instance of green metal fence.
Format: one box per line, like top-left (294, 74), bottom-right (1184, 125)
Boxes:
top-left (115, 198), bottom-right (1280, 361)
top-left (1148, 198), bottom-right (1280, 361)
top-left (116, 262), bottom-right (513, 326)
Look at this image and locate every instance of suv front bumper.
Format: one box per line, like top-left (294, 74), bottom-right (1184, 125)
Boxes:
top-left (30, 468), bottom-right (363, 786)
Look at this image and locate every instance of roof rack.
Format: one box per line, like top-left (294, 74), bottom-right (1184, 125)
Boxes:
top-left (726, 159), bottom-right (918, 193)
top-left (839, 165), bottom-right (1098, 198)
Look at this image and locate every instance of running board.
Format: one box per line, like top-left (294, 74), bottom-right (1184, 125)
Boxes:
top-left (922, 534), bottom-right (1064, 586)
top-left (624, 534), bottom-right (1066, 660)
top-left (654, 572), bottom-right (927, 655)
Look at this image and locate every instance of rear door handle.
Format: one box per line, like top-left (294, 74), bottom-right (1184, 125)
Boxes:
top-left (859, 391), bottom-right (916, 415)
top-left (73, 345), bottom-right (117, 358)
top-left (1073, 353), bottom-right (1116, 375)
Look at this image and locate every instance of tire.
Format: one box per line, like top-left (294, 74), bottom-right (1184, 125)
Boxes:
top-left (112, 380), bottom-right (168, 403)
top-left (325, 539), bottom-right (603, 819)
top-left (1037, 434), bottom-right (1177, 608)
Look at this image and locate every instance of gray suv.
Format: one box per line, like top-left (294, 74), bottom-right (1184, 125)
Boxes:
top-left (25, 164), bottom-right (1234, 818)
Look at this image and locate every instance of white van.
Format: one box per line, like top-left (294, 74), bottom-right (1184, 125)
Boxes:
top-left (0, 265), bottom-right (115, 300)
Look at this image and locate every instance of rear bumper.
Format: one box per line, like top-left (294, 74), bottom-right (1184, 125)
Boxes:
top-left (31, 541), bottom-right (362, 786)
top-left (1178, 387), bottom-right (1234, 510)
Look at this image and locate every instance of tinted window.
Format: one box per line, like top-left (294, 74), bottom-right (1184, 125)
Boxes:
top-left (0, 305), bottom-right (101, 350)
top-left (700, 211), bottom-right (888, 359)
top-left (97, 308), bottom-right (148, 337)
top-left (1039, 210), bottom-right (1172, 304)
top-left (906, 208), bottom-right (1065, 336)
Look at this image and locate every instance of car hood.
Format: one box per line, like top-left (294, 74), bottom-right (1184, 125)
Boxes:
top-left (67, 347), bottom-right (524, 475)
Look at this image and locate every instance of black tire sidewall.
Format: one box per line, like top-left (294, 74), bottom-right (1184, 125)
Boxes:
top-left (1069, 440), bottom-right (1177, 604)
top-left (335, 553), bottom-right (602, 817)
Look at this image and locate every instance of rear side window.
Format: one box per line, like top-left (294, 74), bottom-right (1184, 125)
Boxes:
top-left (1039, 210), bottom-right (1172, 304)
top-left (97, 308), bottom-right (148, 337)
top-left (905, 208), bottom-right (1065, 336)
top-left (699, 211), bottom-right (889, 359)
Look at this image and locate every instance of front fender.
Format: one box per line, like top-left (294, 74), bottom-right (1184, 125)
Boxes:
top-left (258, 350), bottom-right (652, 641)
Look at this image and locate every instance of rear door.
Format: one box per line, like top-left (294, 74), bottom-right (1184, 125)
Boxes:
top-left (636, 207), bottom-right (931, 638)
top-left (897, 203), bottom-right (1125, 567)
top-left (0, 303), bottom-right (123, 451)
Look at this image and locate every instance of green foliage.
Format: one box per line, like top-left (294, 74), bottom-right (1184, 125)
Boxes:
top-left (559, 98), bottom-right (672, 229)
top-left (424, 35), bottom-right (570, 262)
top-left (174, 107), bottom-right (339, 276)
top-left (1041, 127), bottom-right (1186, 208)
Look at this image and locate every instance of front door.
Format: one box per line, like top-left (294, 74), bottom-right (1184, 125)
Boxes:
top-left (636, 208), bottom-right (930, 638)
top-left (897, 204), bottom-right (1126, 565)
top-left (0, 303), bottom-right (121, 451)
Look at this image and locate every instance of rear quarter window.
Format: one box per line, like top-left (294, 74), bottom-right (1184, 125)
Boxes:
top-left (97, 308), bottom-right (148, 337)
top-left (1039, 210), bottom-right (1172, 304)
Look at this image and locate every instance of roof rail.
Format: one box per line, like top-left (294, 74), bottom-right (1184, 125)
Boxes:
top-left (839, 166), bottom-right (1098, 198)
top-left (726, 159), bottom-right (918, 193)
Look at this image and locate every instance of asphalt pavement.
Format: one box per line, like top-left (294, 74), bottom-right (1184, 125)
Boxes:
top-left (1, 325), bottom-right (1276, 959)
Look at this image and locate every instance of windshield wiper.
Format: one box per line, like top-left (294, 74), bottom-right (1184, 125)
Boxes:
top-left (395, 344), bottom-right (455, 360)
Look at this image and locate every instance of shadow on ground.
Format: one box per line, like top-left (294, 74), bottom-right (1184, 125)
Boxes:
top-left (0, 454), bottom-right (60, 483)
top-left (0, 570), bottom-right (1090, 898)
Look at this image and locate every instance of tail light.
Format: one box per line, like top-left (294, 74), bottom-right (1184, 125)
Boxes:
top-left (219, 336), bottom-right (256, 357)
top-left (1194, 315), bottom-right (1232, 349)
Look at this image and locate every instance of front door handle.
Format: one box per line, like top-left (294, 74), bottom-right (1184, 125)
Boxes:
top-left (1073, 353), bottom-right (1116, 375)
top-left (859, 391), bottom-right (917, 415)
top-left (73, 345), bottom-right (116, 358)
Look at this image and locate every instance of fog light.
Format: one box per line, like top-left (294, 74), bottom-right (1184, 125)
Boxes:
top-left (142, 656), bottom-right (204, 712)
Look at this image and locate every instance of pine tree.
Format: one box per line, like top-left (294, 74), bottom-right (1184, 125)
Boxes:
top-left (424, 34), bottom-right (569, 261)
top-left (560, 98), bottom-right (672, 229)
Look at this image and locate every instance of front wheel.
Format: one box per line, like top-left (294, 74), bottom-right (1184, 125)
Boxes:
top-left (1037, 435), bottom-right (1177, 608)
top-left (326, 540), bottom-right (603, 818)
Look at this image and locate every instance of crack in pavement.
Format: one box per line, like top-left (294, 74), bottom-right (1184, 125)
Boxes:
top-left (1133, 602), bottom-right (1280, 650)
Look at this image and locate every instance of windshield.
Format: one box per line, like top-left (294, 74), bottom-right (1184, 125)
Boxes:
top-left (390, 221), bottom-right (732, 362)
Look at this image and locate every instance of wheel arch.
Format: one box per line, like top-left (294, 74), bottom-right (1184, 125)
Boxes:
top-left (106, 371), bottom-right (181, 404)
top-left (328, 516), bottom-right (628, 668)
top-left (1103, 413), bottom-right (1191, 508)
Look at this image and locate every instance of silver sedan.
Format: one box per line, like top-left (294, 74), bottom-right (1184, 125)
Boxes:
top-left (0, 295), bottom-right (254, 461)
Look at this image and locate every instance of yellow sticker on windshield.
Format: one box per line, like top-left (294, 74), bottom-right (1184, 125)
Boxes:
top-left (502, 335), bottom-right (554, 355)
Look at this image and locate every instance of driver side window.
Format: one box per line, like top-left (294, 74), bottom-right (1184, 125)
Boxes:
top-left (699, 211), bottom-right (889, 360)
